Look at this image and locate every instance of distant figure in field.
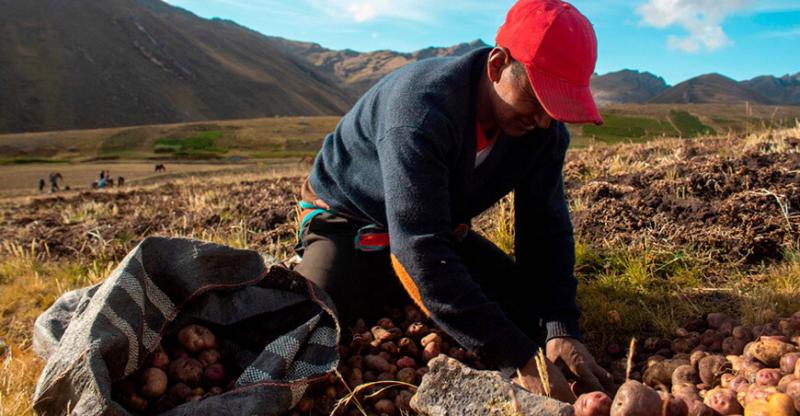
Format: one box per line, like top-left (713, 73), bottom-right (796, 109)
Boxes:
top-left (39, 177), bottom-right (45, 192)
top-left (99, 170), bottom-right (105, 180)
top-left (118, 176), bottom-right (125, 186)
top-left (155, 164), bottom-right (166, 172)
top-left (48, 172), bottom-right (63, 193)
top-left (298, 155), bottom-right (315, 167)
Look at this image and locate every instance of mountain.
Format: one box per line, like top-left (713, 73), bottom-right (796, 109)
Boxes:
top-left (268, 38), bottom-right (491, 98)
top-left (742, 73), bottom-right (800, 105)
top-left (0, 0), bottom-right (354, 133)
top-left (649, 73), bottom-right (775, 105)
top-left (590, 70), bottom-right (669, 105)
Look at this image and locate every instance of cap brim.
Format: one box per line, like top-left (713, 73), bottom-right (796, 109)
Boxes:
top-left (526, 66), bottom-right (603, 125)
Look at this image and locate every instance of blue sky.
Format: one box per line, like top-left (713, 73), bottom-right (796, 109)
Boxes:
top-left (164, 0), bottom-right (800, 85)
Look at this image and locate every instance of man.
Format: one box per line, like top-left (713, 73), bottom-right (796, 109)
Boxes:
top-left (295, 0), bottom-right (612, 401)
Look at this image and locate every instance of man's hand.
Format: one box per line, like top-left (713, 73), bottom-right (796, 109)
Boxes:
top-left (546, 337), bottom-right (614, 394)
top-left (513, 355), bottom-right (576, 403)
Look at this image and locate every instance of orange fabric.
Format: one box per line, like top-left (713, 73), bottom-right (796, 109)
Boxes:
top-left (390, 254), bottom-right (431, 316)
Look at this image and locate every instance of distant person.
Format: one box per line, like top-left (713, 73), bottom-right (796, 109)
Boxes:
top-left (99, 170), bottom-right (105, 180)
top-left (293, 0), bottom-right (610, 401)
top-left (39, 177), bottom-right (45, 192)
top-left (49, 172), bottom-right (63, 193)
top-left (118, 176), bottom-right (125, 186)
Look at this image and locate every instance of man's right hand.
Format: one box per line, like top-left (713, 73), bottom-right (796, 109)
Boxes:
top-left (513, 355), bottom-right (577, 404)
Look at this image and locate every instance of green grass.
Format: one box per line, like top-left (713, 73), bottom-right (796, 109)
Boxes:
top-left (154, 130), bottom-right (227, 156)
top-left (582, 114), bottom-right (679, 143)
top-left (670, 110), bottom-right (716, 137)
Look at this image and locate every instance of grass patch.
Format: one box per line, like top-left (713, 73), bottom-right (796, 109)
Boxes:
top-left (582, 114), bottom-right (679, 144)
top-left (670, 110), bottom-right (716, 137)
top-left (154, 130), bottom-right (226, 155)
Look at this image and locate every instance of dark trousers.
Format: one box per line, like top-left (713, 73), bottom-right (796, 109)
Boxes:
top-left (294, 213), bottom-right (544, 342)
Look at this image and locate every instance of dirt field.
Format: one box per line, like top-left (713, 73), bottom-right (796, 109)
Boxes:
top-left (0, 160), bottom-right (305, 197)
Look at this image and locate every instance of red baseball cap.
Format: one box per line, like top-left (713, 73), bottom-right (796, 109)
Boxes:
top-left (496, 0), bottom-right (603, 125)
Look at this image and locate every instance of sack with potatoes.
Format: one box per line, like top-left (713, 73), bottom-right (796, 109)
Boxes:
top-left (32, 236), bottom-right (339, 416)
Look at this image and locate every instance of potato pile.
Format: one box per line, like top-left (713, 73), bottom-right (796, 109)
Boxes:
top-left (582, 311), bottom-right (800, 416)
top-left (287, 305), bottom-right (485, 416)
top-left (113, 324), bottom-right (235, 414)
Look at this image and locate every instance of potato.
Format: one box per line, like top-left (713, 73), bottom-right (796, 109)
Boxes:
top-left (707, 313), bottom-right (732, 330)
top-left (698, 355), bottom-right (730, 386)
top-left (395, 389), bottom-right (413, 412)
top-left (729, 375), bottom-right (750, 393)
top-left (126, 392), bottom-right (148, 412)
top-left (374, 398), bottom-right (396, 415)
top-left (673, 383), bottom-right (700, 400)
top-left (685, 399), bottom-right (714, 416)
top-left (169, 382), bottom-right (192, 402)
top-left (398, 337), bottom-right (419, 356)
top-left (372, 326), bottom-right (395, 343)
top-left (755, 368), bottom-right (782, 387)
top-left (610, 380), bottom-right (662, 416)
top-left (396, 367), bottom-right (416, 384)
top-left (422, 342), bottom-right (441, 363)
top-left (784, 380), bottom-right (800, 411)
top-left (782, 354), bottom-right (800, 374)
top-left (779, 375), bottom-right (797, 392)
top-left (644, 358), bottom-right (690, 387)
top-left (673, 338), bottom-right (692, 354)
top-left (673, 365), bottom-right (701, 387)
top-left (733, 325), bottom-right (753, 341)
top-left (380, 341), bottom-right (399, 355)
top-left (347, 367), bottom-right (363, 387)
top-left (364, 354), bottom-right (394, 373)
top-left (740, 359), bottom-right (767, 383)
top-left (396, 356), bottom-right (417, 369)
top-left (139, 367), bottom-right (168, 398)
top-left (722, 337), bottom-right (746, 356)
top-left (744, 385), bottom-right (778, 406)
top-left (168, 357), bottom-right (204, 385)
top-left (664, 397), bottom-right (689, 416)
top-left (690, 351), bottom-right (709, 369)
top-left (377, 317), bottom-right (394, 330)
top-left (199, 348), bottom-right (221, 366)
top-left (751, 338), bottom-right (797, 368)
top-left (204, 363), bottom-right (225, 385)
top-left (574, 391), bottom-right (612, 416)
top-left (744, 393), bottom-right (796, 416)
top-left (703, 387), bottom-right (743, 415)
top-left (406, 322), bottom-right (429, 339)
top-left (147, 346), bottom-right (170, 370)
top-left (420, 332), bottom-right (442, 347)
top-left (177, 325), bottom-right (216, 352)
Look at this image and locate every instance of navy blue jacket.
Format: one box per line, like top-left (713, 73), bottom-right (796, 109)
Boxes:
top-left (309, 47), bottom-right (580, 372)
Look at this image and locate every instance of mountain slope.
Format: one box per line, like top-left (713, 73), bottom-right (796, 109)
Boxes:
top-left (269, 38), bottom-right (491, 97)
top-left (0, 0), bottom-right (353, 133)
top-left (591, 70), bottom-right (669, 105)
top-left (649, 73), bottom-right (775, 105)
top-left (742, 74), bottom-right (800, 105)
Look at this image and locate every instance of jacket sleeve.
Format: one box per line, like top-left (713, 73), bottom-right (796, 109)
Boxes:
top-left (376, 124), bottom-right (537, 374)
top-left (514, 123), bottom-right (582, 342)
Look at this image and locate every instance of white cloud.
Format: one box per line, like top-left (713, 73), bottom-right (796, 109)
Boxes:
top-left (760, 26), bottom-right (800, 38)
top-left (306, 0), bottom-right (432, 23)
top-left (636, 0), bottom-right (752, 53)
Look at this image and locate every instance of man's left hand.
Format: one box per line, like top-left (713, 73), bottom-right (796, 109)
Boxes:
top-left (546, 337), bottom-right (614, 394)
